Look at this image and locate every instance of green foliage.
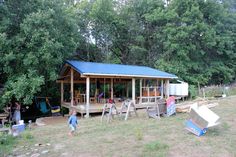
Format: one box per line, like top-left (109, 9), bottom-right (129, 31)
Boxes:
top-left (1, 0), bottom-right (236, 109)
top-left (0, 133), bottom-right (17, 156)
top-left (21, 131), bottom-right (34, 140)
top-left (78, 0), bottom-right (236, 87)
top-left (154, 0), bottom-right (236, 85)
top-left (0, 131), bottom-right (34, 156)
top-left (0, 0), bottom-right (80, 107)
top-left (189, 85), bottom-right (198, 99)
top-left (202, 85), bottom-right (236, 97)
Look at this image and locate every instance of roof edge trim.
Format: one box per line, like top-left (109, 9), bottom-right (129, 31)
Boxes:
top-left (82, 73), bottom-right (178, 79)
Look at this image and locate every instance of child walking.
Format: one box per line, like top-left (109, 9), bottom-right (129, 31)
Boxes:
top-left (68, 110), bottom-right (78, 136)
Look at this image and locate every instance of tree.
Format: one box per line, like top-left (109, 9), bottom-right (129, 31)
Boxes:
top-left (75, 0), bottom-right (236, 85)
top-left (154, 0), bottom-right (236, 85)
top-left (0, 0), bottom-right (80, 107)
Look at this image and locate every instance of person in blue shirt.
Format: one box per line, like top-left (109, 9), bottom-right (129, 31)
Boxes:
top-left (68, 110), bottom-right (78, 136)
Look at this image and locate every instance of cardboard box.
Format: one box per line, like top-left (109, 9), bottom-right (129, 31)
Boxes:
top-left (190, 105), bottom-right (220, 128)
top-left (185, 104), bottom-right (220, 136)
top-left (185, 119), bottom-right (207, 136)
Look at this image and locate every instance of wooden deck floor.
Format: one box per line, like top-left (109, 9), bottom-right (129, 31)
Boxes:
top-left (61, 101), bottom-right (148, 116)
top-left (61, 102), bottom-right (122, 116)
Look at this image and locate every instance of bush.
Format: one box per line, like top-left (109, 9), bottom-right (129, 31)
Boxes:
top-left (189, 85), bottom-right (198, 99)
top-left (21, 131), bottom-right (34, 140)
top-left (0, 133), bottom-right (17, 156)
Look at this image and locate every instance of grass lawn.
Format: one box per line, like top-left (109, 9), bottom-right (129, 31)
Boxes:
top-left (2, 96), bottom-right (236, 157)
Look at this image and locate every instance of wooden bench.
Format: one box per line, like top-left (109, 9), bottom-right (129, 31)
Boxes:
top-left (0, 113), bottom-right (9, 127)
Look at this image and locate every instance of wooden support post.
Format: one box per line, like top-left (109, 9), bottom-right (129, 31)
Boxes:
top-left (70, 68), bottom-right (74, 107)
top-left (161, 80), bottom-right (164, 99)
top-left (86, 77), bottom-right (90, 118)
top-left (157, 80), bottom-right (160, 102)
top-left (61, 81), bottom-right (64, 104)
top-left (165, 79), bottom-right (170, 98)
top-left (155, 80), bottom-right (157, 103)
top-left (111, 78), bottom-right (114, 99)
top-left (139, 79), bottom-right (142, 104)
top-left (132, 78), bottom-right (135, 103)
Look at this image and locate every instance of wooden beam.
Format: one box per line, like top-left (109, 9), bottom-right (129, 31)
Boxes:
top-left (61, 81), bottom-right (64, 104)
top-left (56, 79), bottom-right (131, 84)
top-left (132, 78), bottom-right (135, 103)
top-left (70, 68), bottom-right (74, 107)
top-left (80, 75), bottom-right (134, 79)
top-left (86, 77), bottom-right (90, 118)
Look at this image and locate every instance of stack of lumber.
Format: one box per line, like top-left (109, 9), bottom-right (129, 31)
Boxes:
top-left (176, 98), bottom-right (219, 113)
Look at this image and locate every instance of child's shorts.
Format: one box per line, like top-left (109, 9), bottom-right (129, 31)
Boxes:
top-left (69, 124), bottom-right (76, 131)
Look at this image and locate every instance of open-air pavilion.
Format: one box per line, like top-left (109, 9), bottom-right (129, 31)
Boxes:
top-left (57, 60), bottom-right (177, 117)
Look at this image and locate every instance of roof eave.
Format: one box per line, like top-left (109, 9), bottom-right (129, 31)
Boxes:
top-left (82, 73), bottom-right (178, 79)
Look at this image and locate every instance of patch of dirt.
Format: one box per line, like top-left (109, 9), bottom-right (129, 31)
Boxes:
top-left (42, 116), bottom-right (68, 125)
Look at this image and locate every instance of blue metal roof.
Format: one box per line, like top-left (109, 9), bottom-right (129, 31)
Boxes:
top-left (65, 60), bottom-right (177, 79)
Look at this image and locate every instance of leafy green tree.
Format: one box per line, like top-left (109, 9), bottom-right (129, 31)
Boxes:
top-left (75, 0), bottom-right (236, 85)
top-left (1, 0), bottom-right (236, 109)
top-left (0, 0), bottom-right (80, 107)
top-left (154, 0), bottom-right (236, 85)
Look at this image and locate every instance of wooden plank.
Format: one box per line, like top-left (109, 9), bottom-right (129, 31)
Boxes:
top-left (176, 101), bottom-right (219, 113)
top-left (57, 79), bottom-right (132, 84)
